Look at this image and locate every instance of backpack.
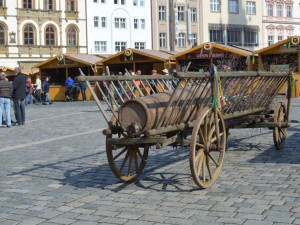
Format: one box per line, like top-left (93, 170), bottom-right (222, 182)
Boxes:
top-left (25, 81), bottom-right (31, 94)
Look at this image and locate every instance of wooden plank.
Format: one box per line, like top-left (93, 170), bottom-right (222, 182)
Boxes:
top-left (107, 137), bottom-right (167, 145)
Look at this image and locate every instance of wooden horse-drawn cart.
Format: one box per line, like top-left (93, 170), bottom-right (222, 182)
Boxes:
top-left (75, 69), bottom-right (291, 189)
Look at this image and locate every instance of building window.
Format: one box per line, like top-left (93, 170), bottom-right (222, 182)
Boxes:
top-left (67, 0), bottom-right (75, 11)
top-left (211, 0), bottom-right (220, 12)
top-left (246, 1), bottom-right (255, 14)
top-left (286, 6), bottom-right (292, 18)
top-left (101, 0), bottom-right (105, 3)
top-left (45, 0), bottom-right (53, 10)
top-left (159, 33), bottom-right (166, 48)
top-left (227, 30), bottom-right (242, 46)
top-left (0, 0), bottom-right (3, 8)
top-left (229, 0), bottom-right (238, 13)
top-left (178, 6), bottom-right (185, 21)
top-left (135, 42), bottom-right (145, 49)
top-left (178, 33), bottom-right (186, 48)
top-left (190, 33), bottom-right (197, 47)
top-left (277, 5), bottom-right (282, 17)
top-left (115, 42), bottom-right (126, 52)
top-left (140, 19), bottom-right (145, 29)
top-left (133, 0), bottom-right (137, 6)
top-left (134, 19), bottom-right (138, 29)
top-left (93, 0), bottom-right (97, 3)
top-left (101, 17), bottom-right (106, 28)
top-left (67, 27), bottom-right (77, 46)
top-left (45, 26), bottom-right (55, 46)
top-left (121, 0), bottom-right (125, 4)
top-left (24, 24), bottom-right (34, 45)
top-left (159, 6), bottom-right (166, 21)
top-left (209, 25), bottom-right (224, 44)
top-left (278, 36), bottom-right (283, 42)
top-left (244, 27), bottom-right (258, 46)
top-left (115, 18), bottom-right (126, 29)
top-left (114, 0), bottom-right (118, 4)
top-left (140, 0), bottom-right (144, 6)
top-left (190, 8), bottom-right (196, 22)
top-left (23, 0), bottom-right (32, 9)
top-left (267, 4), bottom-right (273, 16)
top-left (268, 35), bottom-right (274, 46)
top-left (0, 25), bottom-right (5, 45)
top-left (95, 41), bottom-right (107, 52)
top-left (94, 16), bottom-right (99, 27)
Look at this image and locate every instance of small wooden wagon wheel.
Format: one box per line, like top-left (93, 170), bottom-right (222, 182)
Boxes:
top-left (190, 107), bottom-right (226, 189)
top-left (273, 102), bottom-right (288, 150)
top-left (106, 117), bottom-right (149, 182)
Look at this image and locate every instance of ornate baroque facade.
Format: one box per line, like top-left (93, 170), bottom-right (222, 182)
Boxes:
top-left (0, 0), bottom-right (87, 69)
top-left (263, 0), bottom-right (300, 47)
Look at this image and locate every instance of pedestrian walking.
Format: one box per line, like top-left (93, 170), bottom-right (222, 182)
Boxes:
top-left (25, 77), bottom-right (33, 106)
top-left (42, 77), bottom-right (52, 105)
top-left (0, 72), bottom-right (13, 128)
top-left (12, 67), bottom-right (27, 125)
top-left (34, 75), bottom-right (42, 104)
top-left (79, 81), bottom-right (87, 101)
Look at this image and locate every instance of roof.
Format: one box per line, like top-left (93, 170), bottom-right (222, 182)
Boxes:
top-left (170, 42), bottom-right (255, 60)
top-left (254, 36), bottom-right (300, 54)
top-left (33, 54), bottom-right (105, 68)
top-left (0, 66), bottom-right (30, 75)
top-left (22, 68), bottom-right (39, 75)
top-left (98, 49), bottom-right (176, 64)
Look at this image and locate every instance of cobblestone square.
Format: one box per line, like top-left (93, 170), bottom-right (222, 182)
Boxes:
top-left (0, 98), bottom-right (299, 225)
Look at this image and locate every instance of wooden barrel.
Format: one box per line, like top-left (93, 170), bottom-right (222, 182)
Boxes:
top-left (119, 84), bottom-right (211, 135)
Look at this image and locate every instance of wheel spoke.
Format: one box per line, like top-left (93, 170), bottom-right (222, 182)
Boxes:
top-left (204, 116), bottom-right (208, 139)
top-left (210, 132), bottom-right (224, 143)
top-left (113, 146), bottom-right (129, 160)
top-left (198, 129), bottom-right (205, 143)
top-left (119, 150), bottom-right (130, 173)
top-left (202, 154), bottom-right (206, 183)
top-left (196, 142), bottom-right (204, 148)
top-left (195, 149), bottom-right (204, 162)
top-left (127, 151), bottom-right (133, 177)
top-left (206, 155), bottom-right (213, 179)
top-left (279, 113), bottom-right (285, 121)
top-left (136, 147), bottom-right (146, 162)
top-left (133, 151), bottom-right (139, 174)
top-left (208, 152), bottom-right (220, 167)
top-left (196, 153), bottom-right (204, 177)
top-left (208, 124), bottom-right (216, 139)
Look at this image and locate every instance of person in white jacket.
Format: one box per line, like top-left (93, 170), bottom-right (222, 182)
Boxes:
top-left (34, 75), bottom-right (42, 104)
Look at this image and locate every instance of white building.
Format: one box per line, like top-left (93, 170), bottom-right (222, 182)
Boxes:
top-left (0, 0), bottom-right (87, 70)
top-left (263, 0), bottom-right (300, 47)
top-left (87, 0), bottom-right (152, 54)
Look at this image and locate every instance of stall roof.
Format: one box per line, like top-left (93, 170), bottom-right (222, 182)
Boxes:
top-left (32, 54), bottom-right (105, 69)
top-left (98, 49), bottom-right (177, 64)
top-left (170, 42), bottom-right (255, 60)
top-left (254, 36), bottom-right (300, 54)
top-left (0, 66), bottom-right (30, 75)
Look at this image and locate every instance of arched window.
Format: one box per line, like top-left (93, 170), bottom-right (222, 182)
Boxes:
top-left (23, 0), bottom-right (32, 9)
top-left (45, 26), bottom-right (55, 46)
top-left (67, 27), bottom-right (77, 46)
top-left (0, 25), bottom-right (5, 45)
top-left (24, 24), bottom-right (35, 45)
top-left (45, 0), bottom-right (53, 10)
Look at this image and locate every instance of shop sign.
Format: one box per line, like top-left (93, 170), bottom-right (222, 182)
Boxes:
top-left (187, 52), bottom-right (228, 59)
top-left (279, 45), bottom-right (300, 53)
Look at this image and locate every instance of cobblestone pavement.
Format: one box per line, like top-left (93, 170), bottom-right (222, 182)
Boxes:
top-left (0, 97), bottom-right (299, 225)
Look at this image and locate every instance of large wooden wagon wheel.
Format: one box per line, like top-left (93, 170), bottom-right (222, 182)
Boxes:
top-left (106, 117), bottom-right (149, 182)
top-left (273, 102), bottom-right (288, 150)
top-left (190, 107), bottom-right (226, 189)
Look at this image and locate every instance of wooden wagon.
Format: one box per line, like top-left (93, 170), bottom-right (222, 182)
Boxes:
top-left (75, 68), bottom-right (292, 189)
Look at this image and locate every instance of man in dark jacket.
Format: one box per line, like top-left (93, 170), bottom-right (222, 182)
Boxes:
top-left (0, 72), bottom-right (13, 128)
top-left (42, 77), bottom-right (52, 105)
top-left (12, 67), bottom-right (27, 125)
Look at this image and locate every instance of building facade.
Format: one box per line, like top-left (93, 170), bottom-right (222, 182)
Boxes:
top-left (263, 0), bottom-right (300, 47)
top-left (151, 0), bottom-right (202, 52)
top-left (0, 0), bottom-right (87, 69)
top-left (86, 0), bottom-right (152, 54)
top-left (200, 0), bottom-right (263, 50)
